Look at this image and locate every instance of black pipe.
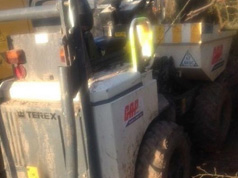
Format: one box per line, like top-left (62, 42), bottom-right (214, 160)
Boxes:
top-left (66, 0), bottom-right (102, 176)
top-left (70, 28), bottom-right (102, 178)
top-left (59, 66), bottom-right (78, 178)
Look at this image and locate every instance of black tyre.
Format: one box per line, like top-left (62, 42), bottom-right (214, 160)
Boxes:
top-left (135, 121), bottom-right (190, 178)
top-left (193, 83), bottom-right (232, 152)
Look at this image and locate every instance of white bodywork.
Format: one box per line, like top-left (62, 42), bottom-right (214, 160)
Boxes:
top-left (90, 70), bottom-right (158, 178)
top-left (1, 68), bottom-right (159, 178)
top-left (154, 23), bottom-right (235, 81)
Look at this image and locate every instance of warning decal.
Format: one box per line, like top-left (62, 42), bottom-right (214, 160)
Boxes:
top-left (27, 166), bottom-right (39, 178)
top-left (180, 51), bottom-right (198, 67)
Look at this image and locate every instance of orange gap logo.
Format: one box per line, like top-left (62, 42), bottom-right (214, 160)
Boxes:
top-left (124, 99), bottom-right (143, 127)
top-left (212, 45), bottom-right (223, 65)
top-left (211, 45), bottom-right (224, 71)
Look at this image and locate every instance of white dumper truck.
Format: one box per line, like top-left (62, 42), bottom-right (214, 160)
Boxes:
top-left (0, 0), bottom-right (235, 178)
top-left (153, 23), bottom-right (235, 152)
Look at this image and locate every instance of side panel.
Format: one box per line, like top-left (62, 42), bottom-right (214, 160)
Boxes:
top-left (0, 101), bottom-right (67, 178)
top-left (93, 79), bottom-right (158, 178)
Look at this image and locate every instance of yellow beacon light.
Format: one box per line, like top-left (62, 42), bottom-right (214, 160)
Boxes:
top-left (129, 17), bottom-right (153, 72)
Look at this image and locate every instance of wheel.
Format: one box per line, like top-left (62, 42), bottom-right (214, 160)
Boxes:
top-left (193, 83), bottom-right (232, 152)
top-left (135, 121), bottom-right (190, 178)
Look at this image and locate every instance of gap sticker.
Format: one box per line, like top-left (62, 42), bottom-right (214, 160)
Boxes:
top-left (180, 51), bottom-right (198, 67)
top-left (124, 98), bottom-right (144, 127)
top-left (211, 45), bottom-right (224, 71)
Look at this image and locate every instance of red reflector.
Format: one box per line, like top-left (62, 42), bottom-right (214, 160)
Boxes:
top-left (14, 65), bottom-right (27, 79)
top-left (5, 49), bottom-right (25, 64)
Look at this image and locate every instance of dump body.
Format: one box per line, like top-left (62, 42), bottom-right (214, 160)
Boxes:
top-left (154, 23), bottom-right (235, 81)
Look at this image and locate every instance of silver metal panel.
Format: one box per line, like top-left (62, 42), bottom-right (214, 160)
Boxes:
top-left (10, 32), bottom-right (64, 81)
top-left (0, 100), bottom-right (68, 178)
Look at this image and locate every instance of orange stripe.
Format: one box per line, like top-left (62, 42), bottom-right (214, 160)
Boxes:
top-left (172, 24), bottom-right (182, 43)
top-left (154, 26), bottom-right (164, 44)
top-left (191, 23), bottom-right (201, 43)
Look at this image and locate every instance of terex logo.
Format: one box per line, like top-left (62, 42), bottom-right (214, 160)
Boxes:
top-left (124, 99), bottom-right (143, 127)
top-left (17, 111), bottom-right (60, 120)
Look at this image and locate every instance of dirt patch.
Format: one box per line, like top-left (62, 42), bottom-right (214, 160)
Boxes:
top-left (191, 119), bottom-right (238, 177)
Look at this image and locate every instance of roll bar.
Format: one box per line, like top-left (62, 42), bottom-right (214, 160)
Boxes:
top-left (0, 4), bottom-right (59, 22)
